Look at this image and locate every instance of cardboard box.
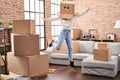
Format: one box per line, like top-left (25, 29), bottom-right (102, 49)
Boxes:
top-left (71, 29), bottom-right (81, 40)
top-left (72, 41), bottom-right (80, 53)
top-left (11, 34), bottom-right (39, 56)
top-left (7, 52), bottom-right (49, 77)
top-left (53, 41), bottom-right (68, 53)
top-left (53, 41), bottom-right (80, 53)
top-left (60, 1), bottom-right (75, 19)
top-left (94, 49), bottom-right (111, 61)
top-left (13, 20), bottom-right (35, 34)
top-left (98, 43), bottom-right (109, 49)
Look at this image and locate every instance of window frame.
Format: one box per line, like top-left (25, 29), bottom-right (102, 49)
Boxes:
top-left (24, 0), bottom-right (46, 50)
top-left (51, 0), bottom-right (61, 41)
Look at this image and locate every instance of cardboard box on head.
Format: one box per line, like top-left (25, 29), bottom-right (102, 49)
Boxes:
top-left (60, 1), bottom-right (75, 19)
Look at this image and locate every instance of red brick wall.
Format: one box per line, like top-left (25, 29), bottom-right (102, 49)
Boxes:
top-left (0, 0), bottom-right (24, 45)
top-left (74, 0), bottom-right (120, 41)
top-left (0, 0), bottom-right (24, 28)
top-left (45, 0), bottom-right (120, 42)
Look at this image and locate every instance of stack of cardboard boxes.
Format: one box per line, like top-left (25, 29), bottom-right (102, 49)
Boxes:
top-left (94, 43), bottom-right (111, 61)
top-left (7, 20), bottom-right (49, 78)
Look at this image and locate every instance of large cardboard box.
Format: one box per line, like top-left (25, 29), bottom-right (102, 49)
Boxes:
top-left (11, 34), bottom-right (39, 56)
top-left (94, 49), bottom-right (111, 61)
top-left (60, 1), bottom-right (75, 19)
top-left (53, 41), bottom-right (80, 53)
top-left (13, 20), bottom-right (35, 34)
top-left (98, 42), bottom-right (109, 49)
top-left (7, 52), bottom-right (49, 77)
top-left (71, 29), bottom-right (81, 40)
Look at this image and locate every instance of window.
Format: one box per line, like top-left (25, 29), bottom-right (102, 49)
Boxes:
top-left (24, 0), bottom-right (45, 50)
top-left (51, 0), bottom-right (62, 41)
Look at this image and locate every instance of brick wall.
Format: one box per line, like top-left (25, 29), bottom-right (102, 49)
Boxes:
top-left (0, 0), bottom-right (24, 45)
top-left (0, 0), bottom-right (24, 28)
top-left (73, 0), bottom-right (120, 41)
top-left (45, 0), bottom-right (120, 42)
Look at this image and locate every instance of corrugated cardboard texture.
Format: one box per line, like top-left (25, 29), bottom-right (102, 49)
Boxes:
top-left (71, 29), bottom-right (81, 40)
top-left (11, 34), bottom-right (39, 56)
top-left (13, 20), bottom-right (35, 34)
top-left (60, 1), bottom-right (75, 19)
top-left (7, 52), bottom-right (48, 77)
top-left (94, 49), bottom-right (111, 61)
top-left (98, 42), bottom-right (109, 49)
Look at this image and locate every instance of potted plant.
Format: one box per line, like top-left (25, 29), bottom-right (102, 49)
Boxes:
top-left (0, 21), bottom-right (2, 28)
top-left (9, 21), bottom-right (13, 28)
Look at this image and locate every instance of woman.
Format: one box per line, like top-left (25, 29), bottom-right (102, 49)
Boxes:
top-left (44, 8), bottom-right (90, 67)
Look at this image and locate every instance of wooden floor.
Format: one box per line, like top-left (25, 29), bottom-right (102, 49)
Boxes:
top-left (32, 64), bottom-right (120, 80)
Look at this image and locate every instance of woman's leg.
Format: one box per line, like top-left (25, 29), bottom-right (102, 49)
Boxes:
top-left (65, 30), bottom-right (74, 67)
top-left (54, 29), bottom-right (67, 50)
top-left (65, 30), bottom-right (72, 61)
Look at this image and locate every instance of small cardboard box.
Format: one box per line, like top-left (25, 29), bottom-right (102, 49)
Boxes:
top-left (53, 41), bottom-right (68, 53)
top-left (13, 20), bottom-right (35, 34)
top-left (98, 43), bottom-right (109, 49)
top-left (94, 49), bottom-right (111, 61)
top-left (7, 52), bottom-right (49, 77)
top-left (11, 34), bottom-right (39, 56)
top-left (72, 41), bottom-right (80, 53)
top-left (53, 41), bottom-right (80, 53)
top-left (71, 29), bottom-right (81, 40)
top-left (60, 1), bottom-right (75, 19)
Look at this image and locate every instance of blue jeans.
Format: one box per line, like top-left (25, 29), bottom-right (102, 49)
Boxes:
top-left (54, 29), bottom-right (72, 61)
